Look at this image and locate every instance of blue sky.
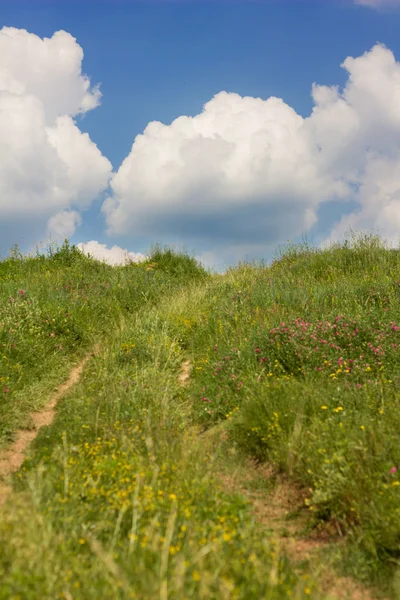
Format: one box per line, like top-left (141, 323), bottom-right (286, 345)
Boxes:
top-left (1, 0), bottom-right (400, 268)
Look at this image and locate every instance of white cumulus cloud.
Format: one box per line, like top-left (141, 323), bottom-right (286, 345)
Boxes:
top-left (314, 44), bottom-right (400, 246)
top-left (47, 210), bottom-right (82, 240)
top-left (0, 27), bottom-right (101, 124)
top-left (102, 91), bottom-right (346, 251)
top-left (0, 27), bottom-right (112, 249)
top-left (3, 25), bottom-right (400, 260)
top-left (76, 241), bottom-right (147, 266)
top-left (103, 42), bottom-right (400, 254)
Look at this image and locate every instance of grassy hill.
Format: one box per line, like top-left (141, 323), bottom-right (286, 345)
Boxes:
top-left (0, 234), bottom-right (399, 598)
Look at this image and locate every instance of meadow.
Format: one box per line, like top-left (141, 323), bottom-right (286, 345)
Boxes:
top-left (0, 234), bottom-right (399, 598)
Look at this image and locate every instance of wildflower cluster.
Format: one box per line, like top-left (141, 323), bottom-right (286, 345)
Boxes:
top-left (194, 347), bottom-right (246, 423)
top-left (24, 421), bottom-right (308, 599)
top-left (253, 315), bottom-right (400, 386)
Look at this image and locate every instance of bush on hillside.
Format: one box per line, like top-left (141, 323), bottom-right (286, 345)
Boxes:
top-left (47, 239), bottom-right (95, 267)
top-left (145, 245), bottom-right (208, 279)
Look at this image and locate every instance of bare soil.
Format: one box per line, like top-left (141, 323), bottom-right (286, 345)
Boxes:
top-left (0, 346), bottom-right (99, 507)
top-left (178, 359), bottom-right (381, 600)
top-left (178, 359), bottom-right (192, 386)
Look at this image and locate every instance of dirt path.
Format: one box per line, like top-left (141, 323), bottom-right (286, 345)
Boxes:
top-left (0, 346), bottom-right (99, 507)
top-left (218, 461), bottom-right (380, 600)
top-left (178, 358), bottom-right (381, 600)
top-left (178, 359), bottom-right (192, 386)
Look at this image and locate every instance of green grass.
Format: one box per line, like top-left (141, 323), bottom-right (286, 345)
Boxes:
top-left (179, 232), bottom-right (400, 595)
top-left (1, 233), bottom-right (400, 597)
top-left (0, 240), bottom-right (207, 447)
top-left (0, 242), bottom-right (314, 599)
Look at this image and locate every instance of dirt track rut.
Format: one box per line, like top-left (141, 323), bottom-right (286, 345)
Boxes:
top-left (0, 347), bottom-right (98, 507)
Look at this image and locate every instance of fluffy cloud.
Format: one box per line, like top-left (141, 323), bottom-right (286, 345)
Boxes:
top-left (103, 42), bottom-right (400, 253)
top-left (314, 44), bottom-right (400, 246)
top-left (47, 210), bottom-right (82, 240)
top-left (102, 92), bottom-right (345, 251)
top-left (0, 27), bottom-right (112, 249)
top-left (76, 241), bottom-right (146, 266)
top-left (0, 27), bottom-right (101, 123)
top-left (4, 25), bottom-right (400, 260)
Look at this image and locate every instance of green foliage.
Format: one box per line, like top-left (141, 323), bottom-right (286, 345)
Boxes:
top-left (3, 232), bottom-right (400, 596)
top-left (169, 232), bottom-right (400, 593)
top-left (47, 239), bottom-right (94, 267)
top-left (146, 245), bottom-right (208, 280)
top-left (0, 242), bottom-right (204, 446)
top-left (0, 276), bottom-right (314, 600)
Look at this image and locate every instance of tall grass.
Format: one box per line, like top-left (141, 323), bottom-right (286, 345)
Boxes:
top-left (2, 233), bottom-right (399, 597)
top-left (179, 232), bottom-right (400, 593)
top-left (0, 240), bottom-right (206, 447)
top-left (0, 242), bottom-right (314, 599)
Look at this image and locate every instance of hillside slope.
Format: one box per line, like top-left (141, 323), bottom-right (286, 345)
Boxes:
top-left (0, 236), bottom-right (399, 598)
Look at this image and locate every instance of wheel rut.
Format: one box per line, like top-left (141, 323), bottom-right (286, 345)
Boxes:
top-left (0, 345), bottom-right (99, 507)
